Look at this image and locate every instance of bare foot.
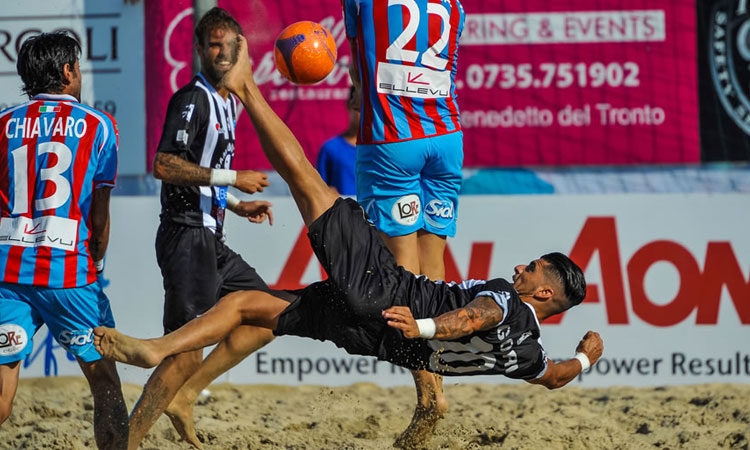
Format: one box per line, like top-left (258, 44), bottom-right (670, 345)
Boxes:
top-left (393, 397), bottom-right (448, 450)
top-left (93, 327), bottom-right (163, 368)
top-left (165, 390), bottom-right (203, 449)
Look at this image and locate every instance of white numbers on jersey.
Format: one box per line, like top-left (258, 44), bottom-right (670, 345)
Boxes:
top-left (385, 0), bottom-right (452, 70)
top-left (427, 332), bottom-right (520, 375)
top-left (11, 142), bottom-right (73, 215)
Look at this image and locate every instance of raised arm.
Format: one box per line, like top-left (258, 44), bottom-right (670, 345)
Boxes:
top-left (527, 330), bottom-right (603, 390)
top-left (382, 296), bottom-right (503, 340)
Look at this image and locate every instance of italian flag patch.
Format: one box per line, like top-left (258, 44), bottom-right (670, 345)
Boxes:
top-left (39, 106), bottom-right (60, 113)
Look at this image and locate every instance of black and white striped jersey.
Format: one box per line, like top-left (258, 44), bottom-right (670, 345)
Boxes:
top-left (155, 73), bottom-right (238, 235)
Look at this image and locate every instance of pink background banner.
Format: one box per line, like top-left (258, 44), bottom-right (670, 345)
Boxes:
top-left (144, 0), bottom-right (699, 170)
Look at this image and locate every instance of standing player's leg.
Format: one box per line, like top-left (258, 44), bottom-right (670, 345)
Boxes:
top-left (221, 35), bottom-right (337, 227)
top-left (165, 253), bottom-right (275, 449)
top-left (394, 231), bottom-right (449, 449)
top-left (356, 137), bottom-right (450, 447)
top-left (127, 351), bottom-right (202, 450)
top-left (396, 132), bottom-right (463, 449)
top-left (0, 362), bottom-right (21, 425)
top-left (0, 289), bottom-right (37, 426)
top-left (78, 358), bottom-right (129, 450)
top-left (38, 283), bottom-right (129, 450)
top-left (417, 231), bottom-right (448, 282)
top-left (126, 225), bottom-right (218, 450)
top-left (166, 325), bottom-right (274, 449)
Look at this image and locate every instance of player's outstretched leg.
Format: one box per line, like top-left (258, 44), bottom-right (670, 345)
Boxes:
top-left (221, 35), bottom-right (337, 227)
top-left (93, 327), bottom-right (164, 368)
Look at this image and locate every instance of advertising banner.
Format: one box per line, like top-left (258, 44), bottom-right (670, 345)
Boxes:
top-left (143, 0), bottom-right (700, 170)
top-left (18, 194), bottom-right (750, 388)
top-left (698, 0), bottom-right (750, 161)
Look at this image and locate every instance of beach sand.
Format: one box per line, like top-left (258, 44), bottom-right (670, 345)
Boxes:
top-left (1, 377), bottom-right (748, 449)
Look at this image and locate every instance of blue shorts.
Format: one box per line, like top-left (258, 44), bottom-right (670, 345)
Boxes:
top-left (356, 131), bottom-right (463, 237)
top-left (0, 282), bottom-right (115, 364)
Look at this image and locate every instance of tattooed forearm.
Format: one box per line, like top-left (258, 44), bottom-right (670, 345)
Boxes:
top-left (153, 152), bottom-right (212, 186)
top-left (433, 296), bottom-right (503, 340)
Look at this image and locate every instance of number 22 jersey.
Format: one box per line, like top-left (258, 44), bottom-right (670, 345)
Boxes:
top-left (343, 0), bottom-right (465, 144)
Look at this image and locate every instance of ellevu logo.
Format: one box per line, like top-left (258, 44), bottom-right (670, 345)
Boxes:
top-left (709, 1), bottom-right (750, 135)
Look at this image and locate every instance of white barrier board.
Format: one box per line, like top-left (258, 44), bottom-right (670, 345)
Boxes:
top-left (19, 194), bottom-right (750, 388)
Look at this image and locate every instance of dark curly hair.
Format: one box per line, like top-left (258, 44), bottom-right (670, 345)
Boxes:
top-left (541, 252), bottom-right (587, 309)
top-left (194, 7), bottom-right (243, 46)
top-left (17, 31), bottom-right (81, 98)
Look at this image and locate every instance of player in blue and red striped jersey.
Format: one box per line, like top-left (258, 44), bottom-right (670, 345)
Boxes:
top-left (343, 0), bottom-right (466, 447)
top-left (0, 32), bottom-right (128, 449)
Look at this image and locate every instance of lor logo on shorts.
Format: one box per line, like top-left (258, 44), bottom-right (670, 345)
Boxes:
top-left (392, 194), bottom-right (421, 226)
top-left (0, 324), bottom-right (27, 356)
top-left (709, 1), bottom-right (750, 135)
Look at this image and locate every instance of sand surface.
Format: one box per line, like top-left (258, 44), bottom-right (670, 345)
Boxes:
top-left (1, 377), bottom-right (749, 449)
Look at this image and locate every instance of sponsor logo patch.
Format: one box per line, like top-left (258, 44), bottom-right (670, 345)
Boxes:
top-left (424, 199), bottom-right (455, 228)
top-left (391, 194), bottom-right (421, 226)
top-left (176, 129), bottom-right (189, 145)
top-left (58, 328), bottom-right (94, 347)
top-left (0, 324), bottom-right (27, 356)
top-left (181, 104), bottom-right (195, 122)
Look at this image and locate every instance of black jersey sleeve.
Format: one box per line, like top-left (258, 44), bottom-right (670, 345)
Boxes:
top-left (155, 87), bottom-right (210, 159)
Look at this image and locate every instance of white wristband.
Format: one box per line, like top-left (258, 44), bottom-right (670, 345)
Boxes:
top-left (226, 192), bottom-right (241, 209)
top-left (574, 352), bottom-right (591, 371)
top-left (210, 169), bottom-right (237, 186)
top-left (415, 319), bottom-right (436, 339)
top-left (94, 259), bottom-right (105, 273)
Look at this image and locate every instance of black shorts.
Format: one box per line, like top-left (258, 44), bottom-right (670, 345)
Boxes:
top-left (156, 221), bottom-right (269, 333)
top-left (275, 198), bottom-right (407, 357)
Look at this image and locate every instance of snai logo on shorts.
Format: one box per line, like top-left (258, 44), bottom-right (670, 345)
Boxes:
top-left (58, 328), bottom-right (94, 347)
top-left (392, 194), bottom-right (421, 226)
top-left (424, 199), bottom-right (454, 219)
top-left (424, 199), bottom-right (455, 229)
top-left (0, 324), bottom-right (27, 356)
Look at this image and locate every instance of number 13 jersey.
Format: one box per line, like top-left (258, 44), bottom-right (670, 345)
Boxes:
top-left (0, 94), bottom-right (118, 288)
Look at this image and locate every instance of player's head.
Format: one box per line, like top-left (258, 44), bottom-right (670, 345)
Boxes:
top-left (513, 252), bottom-right (586, 314)
top-left (17, 32), bottom-right (82, 99)
top-left (195, 7), bottom-right (243, 47)
top-left (195, 7), bottom-right (244, 85)
top-left (540, 252), bottom-right (586, 310)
